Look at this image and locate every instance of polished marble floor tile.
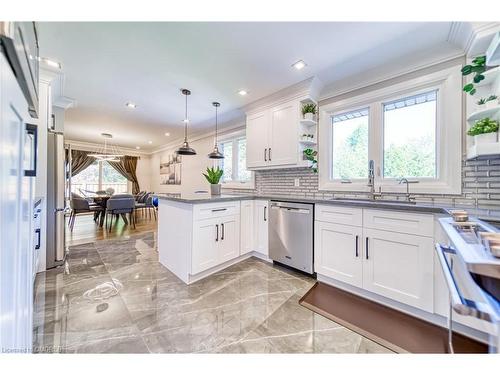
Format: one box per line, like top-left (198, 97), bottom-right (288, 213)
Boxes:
top-left (33, 231), bottom-right (393, 354)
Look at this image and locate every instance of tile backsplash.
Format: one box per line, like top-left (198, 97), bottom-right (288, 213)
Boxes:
top-left (226, 155), bottom-right (500, 219)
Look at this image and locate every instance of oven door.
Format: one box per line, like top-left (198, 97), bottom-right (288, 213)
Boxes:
top-left (436, 244), bottom-right (500, 353)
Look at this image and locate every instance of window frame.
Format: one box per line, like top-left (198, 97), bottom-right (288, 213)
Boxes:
top-left (318, 65), bottom-right (462, 195)
top-left (217, 129), bottom-right (255, 190)
top-left (71, 160), bottom-right (130, 194)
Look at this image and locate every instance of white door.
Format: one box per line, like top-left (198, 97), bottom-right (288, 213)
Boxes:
top-left (218, 215), bottom-right (240, 263)
top-left (269, 100), bottom-right (298, 166)
top-left (314, 222), bottom-right (363, 288)
top-left (192, 218), bottom-right (219, 274)
top-left (363, 228), bottom-right (434, 312)
top-left (246, 111), bottom-right (269, 168)
top-left (254, 200), bottom-right (269, 256)
top-left (240, 201), bottom-right (254, 255)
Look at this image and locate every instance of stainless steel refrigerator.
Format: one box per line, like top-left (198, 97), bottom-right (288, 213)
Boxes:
top-left (46, 130), bottom-right (66, 269)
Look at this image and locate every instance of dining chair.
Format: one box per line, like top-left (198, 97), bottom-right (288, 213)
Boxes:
top-left (69, 194), bottom-right (104, 230)
top-left (105, 196), bottom-right (136, 232)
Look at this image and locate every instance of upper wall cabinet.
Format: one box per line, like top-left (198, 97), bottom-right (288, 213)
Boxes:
top-left (245, 96), bottom-right (317, 170)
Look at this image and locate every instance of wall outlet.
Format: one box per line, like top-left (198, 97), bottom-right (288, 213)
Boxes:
top-left (294, 178), bottom-right (300, 187)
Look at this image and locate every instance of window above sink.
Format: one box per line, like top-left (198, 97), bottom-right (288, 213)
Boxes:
top-left (319, 64), bottom-right (462, 195)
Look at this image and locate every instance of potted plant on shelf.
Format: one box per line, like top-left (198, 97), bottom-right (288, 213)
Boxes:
top-left (476, 95), bottom-right (499, 110)
top-left (467, 117), bottom-right (499, 144)
top-left (301, 103), bottom-right (317, 121)
top-left (461, 55), bottom-right (487, 96)
top-left (303, 148), bottom-right (318, 173)
top-left (203, 166), bottom-right (224, 195)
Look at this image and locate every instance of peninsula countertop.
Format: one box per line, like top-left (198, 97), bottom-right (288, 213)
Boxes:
top-left (155, 192), bottom-right (451, 214)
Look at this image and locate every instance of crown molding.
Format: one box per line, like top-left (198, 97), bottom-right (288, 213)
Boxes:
top-left (65, 139), bottom-right (149, 157)
top-left (242, 76), bottom-right (321, 115)
top-left (39, 67), bottom-right (76, 109)
top-left (448, 22), bottom-right (500, 57)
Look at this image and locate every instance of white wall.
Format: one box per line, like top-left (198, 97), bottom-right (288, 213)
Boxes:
top-left (135, 155), bottom-right (151, 192)
top-left (150, 135), bottom-right (218, 194)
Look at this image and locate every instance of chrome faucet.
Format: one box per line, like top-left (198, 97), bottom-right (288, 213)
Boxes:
top-left (398, 177), bottom-right (416, 202)
top-left (367, 160), bottom-right (381, 200)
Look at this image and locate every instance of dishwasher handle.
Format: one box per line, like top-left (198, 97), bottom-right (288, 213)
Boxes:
top-left (271, 205), bottom-right (311, 214)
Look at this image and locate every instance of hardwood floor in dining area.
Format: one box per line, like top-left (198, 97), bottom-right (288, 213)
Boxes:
top-left (66, 211), bottom-right (158, 246)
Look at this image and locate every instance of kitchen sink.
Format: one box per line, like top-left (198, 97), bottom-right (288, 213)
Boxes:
top-left (330, 198), bottom-right (417, 205)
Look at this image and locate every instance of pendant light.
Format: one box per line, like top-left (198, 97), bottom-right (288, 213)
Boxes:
top-left (176, 89), bottom-right (197, 155)
top-left (208, 101), bottom-right (224, 159)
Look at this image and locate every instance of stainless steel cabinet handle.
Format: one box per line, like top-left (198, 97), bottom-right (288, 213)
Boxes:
top-left (269, 148), bottom-right (272, 161)
top-left (215, 224), bottom-right (219, 242)
top-left (264, 206), bottom-right (267, 221)
top-left (264, 148), bottom-right (267, 162)
top-left (212, 208), bottom-right (227, 212)
top-left (221, 223), bottom-right (225, 240)
top-left (365, 237), bottom-right (369, 259)
top-left (355, 235), bottom-right (359, 257)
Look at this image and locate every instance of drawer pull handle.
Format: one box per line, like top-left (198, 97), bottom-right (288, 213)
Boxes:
top-left (264, 206), bottom-right (267, 221)
top-left (221, 223), bottom-right (225, 240)
top-left (264, 148), bottom-right (267, 162)
top-left (212, 208), bottom-right (227, 212)
top-left (215, 224), bottom-right (219, 242)
top-left (355, 235), bottom-right (359, 257)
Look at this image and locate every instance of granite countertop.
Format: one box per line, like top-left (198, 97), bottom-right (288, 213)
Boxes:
top-left (155, 192), bottom-right (450, 214)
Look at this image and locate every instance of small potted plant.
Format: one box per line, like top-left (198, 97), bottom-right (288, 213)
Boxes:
top-left (203, 166), bottom-right (224, 195)
top-left (302, 103), bottom-right (317, 121)
top-left (303, 148), bottom-right (318, 173)
top-left (476, 95), bottom-right (498, 110)
top-left (467, 117), bottom-right (499, 144)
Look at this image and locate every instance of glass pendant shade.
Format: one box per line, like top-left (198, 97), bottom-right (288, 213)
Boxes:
top-left (175, 88), bottom-right (196, 155)
top-left (208, 101), bottom-right (224, 159)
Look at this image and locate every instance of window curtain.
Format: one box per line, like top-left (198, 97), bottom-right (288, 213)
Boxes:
top-left (109, 156), bottom-right (140, 194)
top-left (70, 150), bottom-right (95, 177)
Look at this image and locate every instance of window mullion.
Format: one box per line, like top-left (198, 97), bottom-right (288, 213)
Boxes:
top-left (232, 139), bottom-right (238, 181)
top-left (99, 162), bottom-right (103, 190)
top-left (369, 102), bottom-right (383, 182)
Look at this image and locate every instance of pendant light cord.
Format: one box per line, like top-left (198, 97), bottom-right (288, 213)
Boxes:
top-left (184, 92), bottom-right (188, 141)
top-left (214, 105), bottom-right (218, 146)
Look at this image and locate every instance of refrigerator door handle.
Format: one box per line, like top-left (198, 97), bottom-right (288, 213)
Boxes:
top-left (23, 123), bottom-right (37, 177)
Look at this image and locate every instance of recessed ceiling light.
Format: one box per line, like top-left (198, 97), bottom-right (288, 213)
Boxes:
top-left (38, 57), bottom-right (62, 69)
top-left (164, 132), bottom-right (170, 136)
top-left (238, 90), bottom-right (248, 96)
top-left (125, 102), bottom-right (137, 109)
top-left (135, 146), bottom-right (141, 150)
top-left (292, 60), bottom-right (307, 70)
top-left (148, 140), bottom-right (153, 144)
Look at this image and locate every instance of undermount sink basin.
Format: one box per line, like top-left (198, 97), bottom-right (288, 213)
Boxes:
top-left (330, 198), bottom-right (417, 205)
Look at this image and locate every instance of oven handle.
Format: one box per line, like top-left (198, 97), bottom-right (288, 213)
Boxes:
top-left (435, 243), bottom-right (497, 323)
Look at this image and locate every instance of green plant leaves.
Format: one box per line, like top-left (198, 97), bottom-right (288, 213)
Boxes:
top-left (202, 166), bottom-right (223, 184)
top-left (473, 74), bottom-right (485, 83)
top-left (467, 117), bottom-right (499, 136)
top-left (472, 55), bottom-right (486, 65)
top-left (463, 83), bottom-right (474, 92)
top-left (461, 65), bottom-right (472, 75)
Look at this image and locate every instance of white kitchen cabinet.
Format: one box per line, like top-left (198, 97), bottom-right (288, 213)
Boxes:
top-left (268, 100), bottom-right (298, 166)
top-left (240, 200), bottom-right (254, 255)
top-left (363, 228), bottom-right (434, 312)
top-left (246, 97), bottom-right (311, 170)
top-left (192, 218), bottom-right (220, 274)
top-left (218, 215), bottom-right (240, 263)
top-left (254, 200), bottom-right (269, 256)
top-left (315, 221), bottom-right (363, 288)
top-left (246, 111), bottom-right (269, 168)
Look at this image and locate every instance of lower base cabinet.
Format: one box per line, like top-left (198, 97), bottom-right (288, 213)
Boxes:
top-left (314, 206), bottom-right (434, 313)
top-left (315, 221), bottom-right (363, 288)
top-left (254, 200), bottom-right (269, 257)
top-left (363, 228), bottom-right (434, 312)
top-left (192, 214), bottom-right (240, 275)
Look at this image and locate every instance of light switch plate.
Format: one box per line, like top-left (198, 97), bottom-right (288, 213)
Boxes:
top-left (294, 178), bottom-right (300, 187)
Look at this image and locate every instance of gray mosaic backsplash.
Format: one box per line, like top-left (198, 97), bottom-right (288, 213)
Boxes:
top-left (225, 156), bottom-right (500, 219)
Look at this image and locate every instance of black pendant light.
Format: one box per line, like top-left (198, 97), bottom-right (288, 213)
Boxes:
top-left (176, 89), bottom-right (197, 155)
top-left (208, 101), bottom-right (224, 159)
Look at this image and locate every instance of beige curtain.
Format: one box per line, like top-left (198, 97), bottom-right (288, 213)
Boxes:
top-left (109, 156), bottom-right (140, 194)
top-left (70, 150), bottom-right (95, 177)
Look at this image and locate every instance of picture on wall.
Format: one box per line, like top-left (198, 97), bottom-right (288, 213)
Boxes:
top-left (160, 153), bottom-right (182, 185)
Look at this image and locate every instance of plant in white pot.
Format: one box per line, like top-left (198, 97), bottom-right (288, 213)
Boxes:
top-left (301, 103), bottom-right (317, 121)
top-left (476, 95), bottom-right (498, 110)
top-left (468, 117), bottom-right (499, 145)
top-left (203, 166), bottom-right (224, 195)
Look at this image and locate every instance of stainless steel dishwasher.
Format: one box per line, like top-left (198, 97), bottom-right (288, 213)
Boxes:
top-left (269, 201), bottom-right (314, 274)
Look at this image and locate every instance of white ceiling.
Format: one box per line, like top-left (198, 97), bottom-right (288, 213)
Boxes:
top-left (38, 22), bottom-right (462, 151)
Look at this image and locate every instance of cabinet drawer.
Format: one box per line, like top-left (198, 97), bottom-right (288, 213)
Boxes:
top-left (363, 209), bottom-right (433, 237)
top-left (193, 201), bottom-right (240, 221)
top-left (315, 205), bottom-right (363, 227)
